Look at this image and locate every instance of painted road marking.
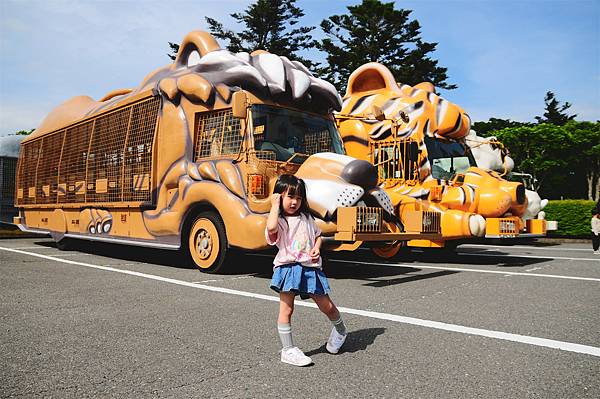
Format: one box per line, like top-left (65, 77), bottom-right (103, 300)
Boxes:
top-left (328, 258), bottom-right (600, 282)
top-left (12, 246), bottom-right (57, 250)
top-left (459, 252), bottom-right (599, 262)
top-left (250, 253), bottom-right (600, 282)
top-left (461, 244), bottom-right (590, 252)
top-left (1, 246), bottom-right (599, 358)
top-left (360, 246), bottom-right (598, 262)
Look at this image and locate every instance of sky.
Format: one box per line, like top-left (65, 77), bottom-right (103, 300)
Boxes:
top-left (0, 0), bottom-right (598, 138)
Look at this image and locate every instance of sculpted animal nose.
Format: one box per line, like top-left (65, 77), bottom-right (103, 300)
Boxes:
top-left (341, 159), bottom-right (378, 190)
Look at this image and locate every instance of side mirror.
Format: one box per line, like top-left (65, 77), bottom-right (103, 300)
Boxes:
top-left (408, 141), bottom-right (419, 162)
top-left (232, 91), bottom-right (247, 119)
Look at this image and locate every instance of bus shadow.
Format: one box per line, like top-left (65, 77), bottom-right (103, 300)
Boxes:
top-left (33, 239), bottom-right (549, 280)
top-left (328, 247), bottom-right (550, 268)
top-left (245, 254), bottom-right (464, 288)
top-left (37, 239), bottom-right (192, 269)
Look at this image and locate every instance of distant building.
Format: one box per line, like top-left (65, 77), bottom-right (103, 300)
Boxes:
top-left (0, 135), bottom-right (24, 224)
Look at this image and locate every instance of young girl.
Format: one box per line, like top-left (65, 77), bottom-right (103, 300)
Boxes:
top-left (265, 174), bottom-right (347, 366)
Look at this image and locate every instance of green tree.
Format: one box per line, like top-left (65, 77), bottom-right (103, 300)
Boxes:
top-left (316, 0), bottom-right (455, 93)
top-left (15, 129), bottom-right (34, 135)
top-left (168, 0), bottom-right (315, 66)
top-left (535, 91), bottom-right (577, 125)
top-left (494, 124), bottom-right (573, 198)
top-left (564, 121), bottom-right (600, 201)
top-left (472, 118), bottom-right (531, 136)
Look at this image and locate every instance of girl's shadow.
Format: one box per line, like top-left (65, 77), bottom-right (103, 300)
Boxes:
top-left (305, 327), bottom-right (385, 356)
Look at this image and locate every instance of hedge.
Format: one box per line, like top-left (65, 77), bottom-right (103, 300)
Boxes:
top-left (543, 200), bottom-right (596, 237)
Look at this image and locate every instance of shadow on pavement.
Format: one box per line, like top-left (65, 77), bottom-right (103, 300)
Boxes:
top-left (305, 327), bottom-right (386, 356)
top-left (30, 238), bottom-right (551, 279)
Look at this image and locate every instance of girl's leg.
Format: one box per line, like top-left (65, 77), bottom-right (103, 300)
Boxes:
top-left (312, 294), bottom-right (348, 354)
top-left (311, 294), bottom-right (340, 320)
top-left (278, 292), bottom-right (296, 350)
top-left (312, 294), bottom-right (347, 336)
top-left (278, 292), bottom-right (295, 324)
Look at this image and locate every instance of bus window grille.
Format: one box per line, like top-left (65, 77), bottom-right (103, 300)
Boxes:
top-left (36, 131), bottom-right (64, 204)
top-left (87, 107), bottom-right (130, 203)
top-left (194, 109), bottom-right (242, 161)
top-left (303, 129), bottom-right (332, 155)
top-left (59, 121), bottom-right (94, 203)
top-left (17, 140), bottom-right (41, 205)
top-left (371, 139), bottom-right (419, 185)
top-left (123, 97), bottom-right (159, 201)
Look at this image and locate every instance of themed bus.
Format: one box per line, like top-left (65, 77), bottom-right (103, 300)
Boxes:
top-left (14, 31), bottom-right (441, 272)
top-left (335, 63), bottom-right (546, 257)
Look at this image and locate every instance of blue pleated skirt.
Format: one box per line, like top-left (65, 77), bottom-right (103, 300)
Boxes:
top-left (270, 263), bottom-right (331, 299)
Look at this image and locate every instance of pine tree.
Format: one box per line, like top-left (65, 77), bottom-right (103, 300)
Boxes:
top-left (316, 0), bottom-right (455, 92)
top-left (535, 91), bottom-right (577, 126)
top-left (168, 0), bottom-right (315, 66)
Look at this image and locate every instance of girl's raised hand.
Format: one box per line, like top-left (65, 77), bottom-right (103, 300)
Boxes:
top-left (270, 193), bottom-right (281, 209)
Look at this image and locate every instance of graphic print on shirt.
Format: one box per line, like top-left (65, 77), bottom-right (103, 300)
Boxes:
top-left (291, 225), bottom-right (311, 260)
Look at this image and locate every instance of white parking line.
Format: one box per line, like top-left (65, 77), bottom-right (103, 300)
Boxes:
top-left (461, 244), bottom-right (590, 252)
top-left (250, 253), bottom-right (600, 282)
top-left (459, 252), bottom-right (599, 262)
top-left (1, 246), bottom-right (599, 358)
top-left (12, 246), bottom-right (57, 250)
top-left (328, 258), bottom-right (600, 282)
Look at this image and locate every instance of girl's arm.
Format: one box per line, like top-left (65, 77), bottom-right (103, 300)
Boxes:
top-left (309, 235), bottom-right (322, 262)
top-left (266, 193), bottom-right (281, 242)
top-left (314, 235), bottom-right (322, 250)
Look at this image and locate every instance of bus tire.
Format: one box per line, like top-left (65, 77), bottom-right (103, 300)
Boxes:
top-left (371, 221), bottom-right (403, 259)
top-left (186, 211), bottom-right (228, 273)
top-left (371, 242), bottom-right (402, 259)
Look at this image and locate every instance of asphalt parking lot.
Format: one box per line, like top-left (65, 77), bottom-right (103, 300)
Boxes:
top-left (1, 237), bottom-right (599, 398)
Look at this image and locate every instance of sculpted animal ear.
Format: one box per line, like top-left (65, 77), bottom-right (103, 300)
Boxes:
top-left (345, 62), bottom-right (402, 97)
top-left (414, 82), bottom-right (436, 94)
top-left (174, 31), bottom-right (221, 69)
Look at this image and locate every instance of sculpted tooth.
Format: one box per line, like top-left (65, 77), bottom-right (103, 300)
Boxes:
top-left (291, 60), bottom-right (313, 76)
top-left (280, 56), bottom-right (310, 99)
top-left (289, 69), bottom-right (310, 99)
top-left (253, 53), bottom-right (286, 94)
top-left (224, 65), bottom-right (268, 87)
top-left (197, 49), bottom-right (247, 70)
top-left (235, 52), bottom-right (251, 63)
top-left (309, 76), bottom-right (343, 111)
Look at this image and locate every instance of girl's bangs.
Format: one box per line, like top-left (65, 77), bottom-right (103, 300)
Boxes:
top-left (285, 182), bottom-right (303, 198)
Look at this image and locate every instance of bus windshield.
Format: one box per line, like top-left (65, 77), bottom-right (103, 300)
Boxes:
top-left (424, 136), bottom-right (476, 180)
top-left (251, 104), bottom-right (345, 164)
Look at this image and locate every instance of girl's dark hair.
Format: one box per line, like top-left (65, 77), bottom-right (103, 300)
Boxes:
top-left (273, 174), bottom-right (311, 217)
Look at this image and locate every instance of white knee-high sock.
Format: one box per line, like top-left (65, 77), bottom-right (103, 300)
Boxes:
top-left (278, 323), bottom-right (294, 349)
top-left (331, 316), bottom-right (347, 335)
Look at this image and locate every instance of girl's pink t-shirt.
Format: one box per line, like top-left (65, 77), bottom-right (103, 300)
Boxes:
top-left (265, 213), bottom-right (322, 268)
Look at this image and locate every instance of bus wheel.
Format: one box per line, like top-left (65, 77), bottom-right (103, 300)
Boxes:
top-left (372, 222), bottom-right (402, 259)
top-left (372, 242), bottom-right (402, 259)
top-left (187, 211), bottom-right (227, 273)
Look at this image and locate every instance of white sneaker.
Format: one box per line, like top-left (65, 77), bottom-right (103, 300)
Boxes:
top-left (594, 250), bottom-right (600, 255)
top-left (281, 346), bottom-right (312, 366)
top-left (326, 327), bottom-right (347, 354)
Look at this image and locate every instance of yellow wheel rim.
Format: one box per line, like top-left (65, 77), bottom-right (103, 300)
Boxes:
top-left (189, 218), bottom-right (220, 269)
